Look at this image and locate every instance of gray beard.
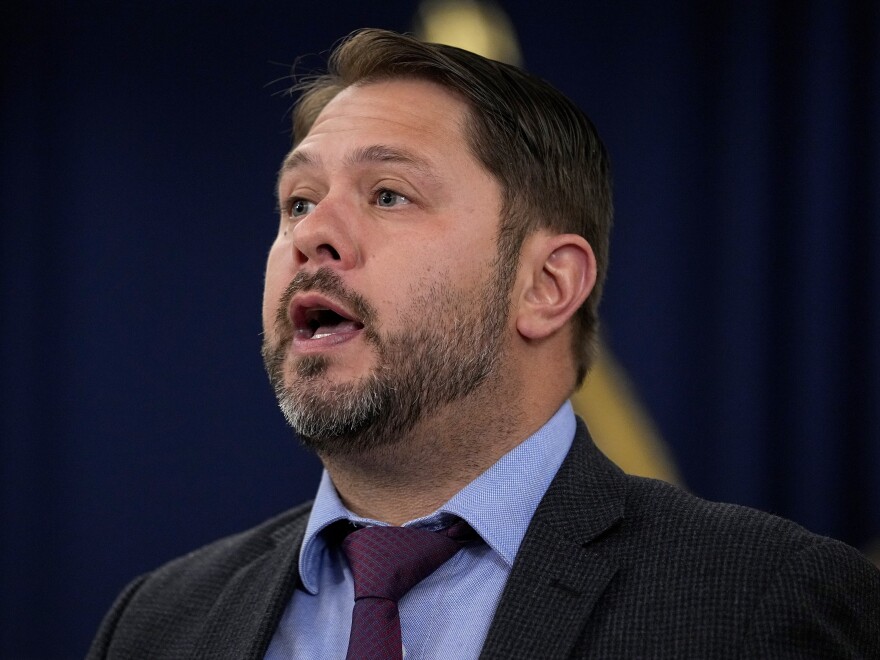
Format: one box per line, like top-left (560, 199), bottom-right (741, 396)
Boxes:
top-left (261, 265), bottom-right (512, 457)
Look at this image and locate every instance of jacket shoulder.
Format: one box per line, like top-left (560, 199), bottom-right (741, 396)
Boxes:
top-left (622, 474), bottom-right (829, 553)
top-left (511, 424), bottom-right (880, 658)
top-left (88, 502), bottom-right (313, 660)
top-left (599, 475), bottom-right (880, 656)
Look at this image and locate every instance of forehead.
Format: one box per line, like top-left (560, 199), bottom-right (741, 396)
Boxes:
top-left (281, 78), bottom-right (474, 173)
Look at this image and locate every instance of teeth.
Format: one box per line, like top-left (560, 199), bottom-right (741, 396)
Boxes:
top-left (313, 330), bottom-right (332, 339)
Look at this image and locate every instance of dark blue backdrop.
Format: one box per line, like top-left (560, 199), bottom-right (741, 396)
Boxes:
top-left (3, 1), bottom-right (878, 657)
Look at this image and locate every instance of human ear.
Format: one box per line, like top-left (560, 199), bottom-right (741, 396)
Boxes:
top-left (515, 233), bottom-right (597, 340)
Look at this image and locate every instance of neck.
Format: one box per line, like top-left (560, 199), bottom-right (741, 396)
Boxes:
top-left (320, 390), bottom-right (563, 526)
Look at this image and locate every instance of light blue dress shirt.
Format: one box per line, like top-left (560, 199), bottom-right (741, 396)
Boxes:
top-left (265, 401), bottom-right (576, 659)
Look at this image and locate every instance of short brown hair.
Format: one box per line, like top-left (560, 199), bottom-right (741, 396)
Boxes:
top-left (291, 29), bottom-right (613, 385)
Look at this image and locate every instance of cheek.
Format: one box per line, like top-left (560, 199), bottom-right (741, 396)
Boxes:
top-left (262, 241), bottom-right (289, 332)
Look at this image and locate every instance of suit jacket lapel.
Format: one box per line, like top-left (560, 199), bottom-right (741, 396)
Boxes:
top-left (480, 420), bottom-right (626, 659)
top-left (192, 508), bottom-right (309, 659)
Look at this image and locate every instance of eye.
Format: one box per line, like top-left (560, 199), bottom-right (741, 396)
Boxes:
top-left (374, 189), bottom-right (409, 208)
top-left (285, 198), bottom-right (315, 219)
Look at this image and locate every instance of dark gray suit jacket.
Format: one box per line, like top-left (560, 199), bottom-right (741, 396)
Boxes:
top-left (89, 421), bottom-right (880, 658)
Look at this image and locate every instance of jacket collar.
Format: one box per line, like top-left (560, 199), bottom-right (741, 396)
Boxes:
top-left (479, 418), bottom-right (626, 659)
top-left (193, 505), bottom-right (311, 659)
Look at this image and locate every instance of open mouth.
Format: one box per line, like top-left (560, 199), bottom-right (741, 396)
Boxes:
top-left (291, 296), bottom-right (364, 341)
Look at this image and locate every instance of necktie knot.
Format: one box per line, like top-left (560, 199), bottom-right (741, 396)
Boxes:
top-left (339, 519), bottom-right (474, 660)
top-left (342, 523), bottom-right (468, 601)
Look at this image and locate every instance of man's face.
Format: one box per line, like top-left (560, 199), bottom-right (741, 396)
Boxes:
top-left (262, 78), bottom-right (513, 455)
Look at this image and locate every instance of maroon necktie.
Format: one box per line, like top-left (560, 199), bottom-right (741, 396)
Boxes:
top-left (340, 520), bottom-right (473, 660)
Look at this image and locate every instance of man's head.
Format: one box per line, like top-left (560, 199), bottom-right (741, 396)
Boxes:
top-left (292, 29), bottom-right (613, 383)
top-left (261, 29), bottom-right (612, 454)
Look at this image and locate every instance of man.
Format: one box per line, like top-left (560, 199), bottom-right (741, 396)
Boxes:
top-left (89, 29), bottom-right (880, 658)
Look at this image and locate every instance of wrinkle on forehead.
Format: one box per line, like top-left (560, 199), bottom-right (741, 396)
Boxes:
top-left (280, 144), bottom-right (442, 184)
top-left (277, 79), bottom-right (485, 197)
top-left (299, 79), bottom-right (469, 147)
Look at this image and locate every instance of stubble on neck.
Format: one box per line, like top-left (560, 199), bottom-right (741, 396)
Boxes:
top-left (319, 371), bottom-right (528, 526)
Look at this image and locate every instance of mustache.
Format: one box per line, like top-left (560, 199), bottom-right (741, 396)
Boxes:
top-left (274, 268), bottom-right (377, 335)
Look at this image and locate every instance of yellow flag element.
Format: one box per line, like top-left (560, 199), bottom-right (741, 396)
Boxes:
top-left (573, 348), bottom-right (682, 485)
top-left (414, 0), bottom-right (523, 66)
top-left (863, 539), bottom-right (880, 568)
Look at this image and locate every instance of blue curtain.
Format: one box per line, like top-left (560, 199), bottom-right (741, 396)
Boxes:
top-left (2, 1), bottom-right (877, 656)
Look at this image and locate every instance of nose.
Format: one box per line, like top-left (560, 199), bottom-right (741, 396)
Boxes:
top-left (290, 195), bottom-right (358, 270)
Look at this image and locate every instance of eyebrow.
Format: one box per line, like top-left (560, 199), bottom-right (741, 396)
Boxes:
top-left (278, 144), bottom-right (441, 185)
top-left (280, 149), bottom-right (318, 173)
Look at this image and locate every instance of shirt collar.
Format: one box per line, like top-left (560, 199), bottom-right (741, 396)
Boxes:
top-left (297, 401), bottom-right (576, 594)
